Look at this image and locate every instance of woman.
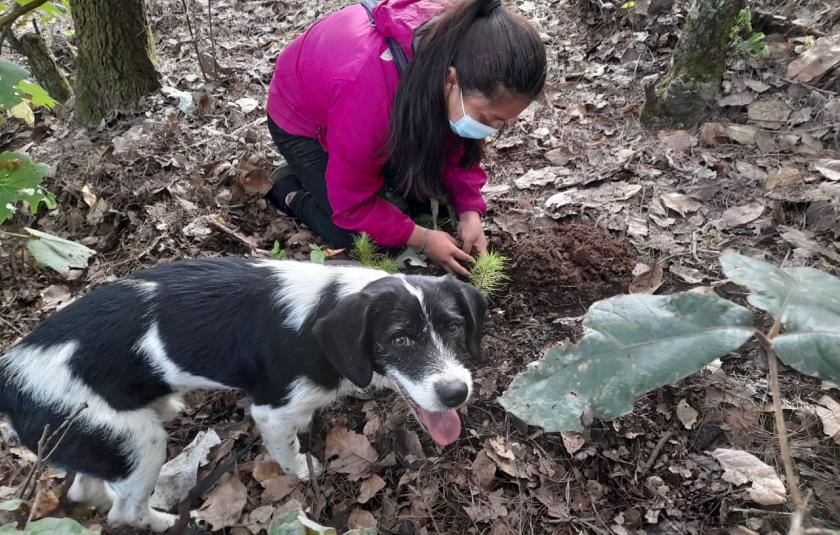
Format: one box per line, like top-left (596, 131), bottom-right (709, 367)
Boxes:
top-left (265, 0), bottom-right (546, 276)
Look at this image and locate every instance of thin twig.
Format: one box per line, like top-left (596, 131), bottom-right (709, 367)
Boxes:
top-left (0, 229), bottom-right (32, 240)
top-left (305, 428), bottom-right (323, 521)
top-left (204, 216), bottom-right (269, 256)
top-left (638, 429), bottom-right (672, 476)
top-left (207, 0), bottom-right (218, 69)
top-left (181, 0), bottom-right (209, 83)
top-left (756, 329), bottom-right (805, 512)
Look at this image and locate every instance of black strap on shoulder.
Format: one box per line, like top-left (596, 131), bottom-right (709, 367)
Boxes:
top-left (360, 0), bottom-right (409, 75)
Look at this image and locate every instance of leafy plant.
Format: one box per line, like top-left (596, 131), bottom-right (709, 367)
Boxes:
top-left (0, 151), bottom-right (55, 225)
top-left (350, 233), bottom-right (398, 273)
top-left (270, 240), bottom-right (287, 260)
top-left (499, 251), bottom-right (839, 430)
top-left (730, 9), bottom-right (768, 57)
top-left (0, 59), bottom-right (56, 126)
top-left (469, 251), bottom-right (510, 296)
top-left (24, 227), bottom-right (95, 273)
top-left (0, 497), bottom-right (95, 534)
top-left (309, 243), bottom-right (326, 264)
top-left (270, 510), bottom-right (375, 535)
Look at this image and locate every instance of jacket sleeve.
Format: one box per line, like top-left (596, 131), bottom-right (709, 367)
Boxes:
top-left (323, 79), bottom-right (416, 249)
top-left (442, 137), bottom-right (488, 215)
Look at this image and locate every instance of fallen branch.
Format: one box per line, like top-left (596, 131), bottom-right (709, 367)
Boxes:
top-left (204, 216), bottom-right (269, 256)
top-left (180, 0), bottom-right (209, 83)
top-left (638, 429), bottom-right (672, 476)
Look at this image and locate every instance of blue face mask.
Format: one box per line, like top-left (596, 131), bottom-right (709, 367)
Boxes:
top-left (448, 88), bottom-right (498, 140)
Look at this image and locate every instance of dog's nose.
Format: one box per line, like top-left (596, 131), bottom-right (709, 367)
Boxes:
top-left (434, 380), bottom-right (469, 408)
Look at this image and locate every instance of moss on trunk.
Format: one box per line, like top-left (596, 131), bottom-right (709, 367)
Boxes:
top-left (641, 0), bottom-right (745, 129)
top-left (69, 0), bottom-right (160, 125)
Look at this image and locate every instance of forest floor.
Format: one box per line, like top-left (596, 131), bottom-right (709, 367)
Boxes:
top-left (1, 0), bottom-right (839, 533)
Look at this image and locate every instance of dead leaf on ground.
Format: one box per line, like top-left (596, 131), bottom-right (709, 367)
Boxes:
top-left (32, 489), bottom-right (59, 520)
top-left (195, 474), bottom-right (248, 531)
top-left (722, 202), bottom-right (765, 227)
top-left (660, 193), bottom-right (703, 218)
top-left (669, 264), bottom-right (706, 284)
top-left (81, 184), bottom-right (97, 208)
top-left (545, 147), bottom-right (571, 166)
top-left (151, 429), bottom-right (220, 511)
top-left (657, 130), bottom-right (698, 153)
top-left (357, 474), bottom-right (386, 504)
top-left (787, 34), bottom-right (840, 83)
top-left (348, 509), bottom-right (377, 529)
top-left (325, 426), bottom-right (378, 481)
top-left (815, 160), bottom-right (840, 182)
top-left (676, 399), bottom-right (699, 430)
top-left (260, 475), bottom-right (298, 504)
top-left (699, 122), bottom-right (758, 146)
top-left (463, 490), bottom-right (509, 523)
top-left (629, 263), bottom-right (664, 294)
top-left (765, 167), bottom-right (805, 191)
top-left (736, 161), bottom-right (768, 182)
top-left (515, 167), bottom-right (559, 189)
top-left (493, 212), bottom-right (530, 237)
top-left (40, 285), bottom-right (71, 311)
top-left (470, 449), bottom-right (497, 491)
top-left (711, 448), bottom-right (786, 506)
top-left (744, 80), bottom-right (770, 93)
top-left (240, 168), bottom-right (273, 197)
top-left (718, 93), bottom-right (754, 107)
top-left (485, 437), bottom-right (531, 479)
top-left (814, 396), bottom-right (840, 444)
top-left (252, 457), bottom-right (281, 484)
top-left (561, 432), bottom-right (585, 455)
top-left (748, 100), bottom-right (791, 128)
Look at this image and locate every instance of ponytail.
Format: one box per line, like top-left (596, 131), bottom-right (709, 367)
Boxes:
top-left (386, 0), bottom-right (546, 202)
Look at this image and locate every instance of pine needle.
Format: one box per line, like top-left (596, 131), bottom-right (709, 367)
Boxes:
top-left (350, 233), bottom-right (399, 273)
top-left (470, 251), bottom-right (510, 296)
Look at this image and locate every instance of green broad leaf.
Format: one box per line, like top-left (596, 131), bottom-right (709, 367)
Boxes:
top-left (721, 251), bottom-right (840, 383)
top-left (270, 240), bottom-right (287, 259)
top-left (0, 517), bottom-right (97, 534)
top-left (0, 499), bottom-right (24, 512)
top-left (269, 510), bottom-right (337, 535)
top-left (9, 101), bottom-right (34, 126)
top-left (25, 228), bottom-right (95, 274)
top-left (499, 290), bottom-right (754, 432)
top-left (0, 60), bottom-right (29, 110)
top-left (16, 81), bottom-right (56, 109)
top-left (0, 151), bottom-right (54, 224)
top-left (309, 244), bottom-right (326, 265)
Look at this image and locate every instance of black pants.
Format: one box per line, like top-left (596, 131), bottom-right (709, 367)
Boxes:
top-left (266, 115), bottom-right (355, 249)
top-left (266, 114), bottom-right (432, 250)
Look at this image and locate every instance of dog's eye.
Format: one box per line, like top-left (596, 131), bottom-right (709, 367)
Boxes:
top-left (448, 323), bottom-right (461, 334)
top-left (392, 335), bottom-right (412, 348)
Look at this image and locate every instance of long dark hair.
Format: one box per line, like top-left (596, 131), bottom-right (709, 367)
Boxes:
top-left (386, 0), bottom-right (547, 202)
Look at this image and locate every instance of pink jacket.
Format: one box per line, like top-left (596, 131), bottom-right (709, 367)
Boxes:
top-left (266, 0), bottom-right (488, 248)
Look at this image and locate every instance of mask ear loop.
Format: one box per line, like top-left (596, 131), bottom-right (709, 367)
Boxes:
top-left (458, 87), bottom-right (468, 121)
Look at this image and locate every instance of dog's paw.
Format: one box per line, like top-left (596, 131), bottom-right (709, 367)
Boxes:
top-left (283, 454), bottom-right (322, 480)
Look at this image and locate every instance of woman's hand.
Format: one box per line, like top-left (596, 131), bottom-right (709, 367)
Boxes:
top-left (408, 225), bottom-right (473, 277)
top-left (457, 211), bottom-right (487, 256)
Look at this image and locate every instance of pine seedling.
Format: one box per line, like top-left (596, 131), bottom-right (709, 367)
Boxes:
top-left (351, 233), bottom-right (399, 273)
top-left (470, 251), bottom-right (510, 296)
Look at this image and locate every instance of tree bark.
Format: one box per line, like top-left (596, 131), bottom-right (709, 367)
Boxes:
top-left (69, 0), bottom-right (160, 125)
top-left (10, 32), bottom-right (73, 104)
top-left (641, 0), bottom-right (745, 129)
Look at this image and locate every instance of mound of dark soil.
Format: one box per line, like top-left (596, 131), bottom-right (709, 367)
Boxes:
top-left (509, 224), bottom-right (636, 314)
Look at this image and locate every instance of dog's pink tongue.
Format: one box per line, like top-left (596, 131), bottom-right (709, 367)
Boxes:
top-left (416, 408), bottom-right (461, 446)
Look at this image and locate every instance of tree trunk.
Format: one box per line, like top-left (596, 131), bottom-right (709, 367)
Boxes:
top-left (69, 0), bottom-right (160, 125)
top-left (640, 0), bottom-right (745, 129)
top-left (11, 32), bottom-right (73, 104)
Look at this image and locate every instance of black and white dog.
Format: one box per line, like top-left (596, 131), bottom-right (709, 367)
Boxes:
top-left (0, 258), bottom-right (487, 532)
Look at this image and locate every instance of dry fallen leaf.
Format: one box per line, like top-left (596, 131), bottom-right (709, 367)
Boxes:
top-left (748, 100), bottom-right (791, 127)
top-left (260, 475), bottom-right (298, 504)
top-left (629, 263), bottom-right (664, 294)
top-left (815, 160), bottom-right (840, 182)
top-left (240, 168), bottom-right (273, 197)
top-left (252, 457), bottom-right (281, 484)
top-left (711, 448), bottom-right (786, 505)
top-left (722, 202), bottom-right (765, 227)
top-left (325, 426), bottom-right (378, 481)
top-left (699, 122), bottom-right (758, 146)
top-left (560, 431), bottom-right (585, 455)
top-left (787, 34), bottom-right (840, 83)
top-left (676, 399), bottom-right (699, 430)
top-left (195, 474), bottom-right (248, 531)
top-left (657, 130), bottom-right (698, 153)
top-left (660, 193), bottom-right (703, 218)
top-left (40, 285), bottom-right (71, 311)
top-left (669, 264), bottom-right (706, 284)
top-left (348, 509), bottom-right (377, 529)
top-left (32, 489), bottom-right (60, 520)
top-left (485, 437), bottom-right (531, 479)
top-left (814, 395), bottom-right (840, 444)
top-left (470, 449), bottom-right (497, 491)
top-left (151, 429), bottom-right (221, 511)
top-left (765, 167), bottom-right (804, 191)
top-left (357, 474), bottom-right (386, 504)
top-left (515, 167), bottom-right (559, 189)
top-left (81, 183), bottom-right (97, 208)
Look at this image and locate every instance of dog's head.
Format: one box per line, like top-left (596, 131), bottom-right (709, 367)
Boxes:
top-left (312, 274), bottom-right (488, 446)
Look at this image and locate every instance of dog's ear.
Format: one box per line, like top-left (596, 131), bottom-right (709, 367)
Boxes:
top-left (448, 277), bottom-right (489, 362)
top-left (312, 291), bottom-right (375, 388)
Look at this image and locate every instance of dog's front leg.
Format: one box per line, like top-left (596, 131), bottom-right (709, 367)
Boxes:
top-left (250, 404), bottom-right (322, 480)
